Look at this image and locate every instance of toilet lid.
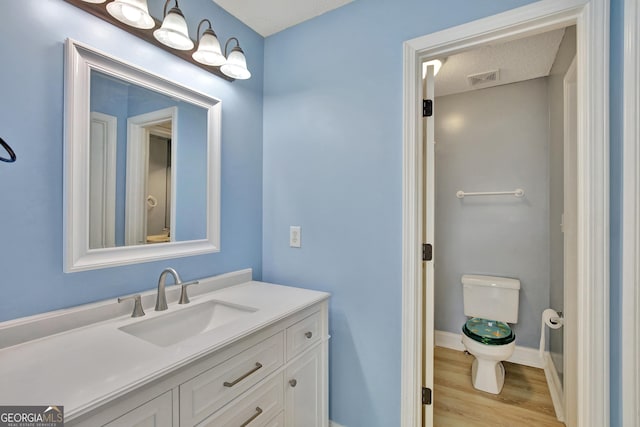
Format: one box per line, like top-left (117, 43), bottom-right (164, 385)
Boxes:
top-left (462, 317), bottom-right (515, 345)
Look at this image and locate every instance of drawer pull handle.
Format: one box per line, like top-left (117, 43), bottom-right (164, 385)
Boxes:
top-left (240, 406), bottom-right (263, 427)
top-left (305, 331), bottom-right (313, 339)
top-left (289, 379), bottom-right (297, 387)
top-left (223, 362), bottom-right (263, 387)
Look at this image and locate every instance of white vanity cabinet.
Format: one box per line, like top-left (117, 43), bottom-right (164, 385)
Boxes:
top-left (68, 301), bottom-right (328, 427)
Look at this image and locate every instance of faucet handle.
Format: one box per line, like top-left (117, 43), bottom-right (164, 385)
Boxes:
top-left (178, 280), bottom-right (200, 304)
top-left (118, 294), bottom-right (145, 318)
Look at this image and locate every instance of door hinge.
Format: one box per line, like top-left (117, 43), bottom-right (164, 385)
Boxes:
top-left (422, 387), bottom-right (432, 405)
top-left (422, 99), bottom-right (433, 117)
top-left (422, 243), bottom-right (433, 261)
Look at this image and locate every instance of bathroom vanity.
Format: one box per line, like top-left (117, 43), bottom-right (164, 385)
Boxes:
top-left (0, 270), bottom-right (329, 427)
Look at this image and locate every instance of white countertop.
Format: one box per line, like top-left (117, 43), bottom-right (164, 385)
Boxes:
top-left (0, 279), bottom-right (329, 419)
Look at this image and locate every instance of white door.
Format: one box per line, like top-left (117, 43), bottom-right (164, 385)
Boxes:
top-left (422, 63), bottom-right (436, 426)
top-left (89, 112), bottom-right (117, 249)
top-left (563, 56), bottom-right (577, 427)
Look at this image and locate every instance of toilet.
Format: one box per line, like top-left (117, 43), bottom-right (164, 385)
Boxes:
top-left (461, 274), bottom-right (520, 394)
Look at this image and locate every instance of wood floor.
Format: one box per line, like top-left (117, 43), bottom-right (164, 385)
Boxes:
top-left (434, 346), bottom-right (565, 427)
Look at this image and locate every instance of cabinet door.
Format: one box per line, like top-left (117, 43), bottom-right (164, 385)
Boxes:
top-left (285, 347), bottom-right (324, 427)
top-left (104, 390), bottom-right (173, 427)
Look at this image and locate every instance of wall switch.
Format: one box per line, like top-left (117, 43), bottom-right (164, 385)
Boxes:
top-left (290, 226), bottom-right (301, 248)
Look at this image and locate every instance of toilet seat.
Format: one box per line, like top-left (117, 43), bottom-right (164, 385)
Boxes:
top-left (462, 317), bottom-right (515, 346)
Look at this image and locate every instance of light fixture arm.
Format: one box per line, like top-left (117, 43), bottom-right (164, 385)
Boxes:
top-left (224, 37), bottom-right (241, 56)
top-left (196, 18), bottom-right (214, 42)
top-left (162, 0), bottom-right (171, 16)
top-left (162, 0), bottom-right (183, 18)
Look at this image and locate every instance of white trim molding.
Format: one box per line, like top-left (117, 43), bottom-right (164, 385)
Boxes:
top-left (401, 1), bottom-right (609, 426)
top-left (622, 0), bottom-right (640, 425)
top-left (543, 352), bottom-right (566, 423)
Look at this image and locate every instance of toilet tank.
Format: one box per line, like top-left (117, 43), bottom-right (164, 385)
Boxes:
top-left (461, 274), bottom-right (520, 323)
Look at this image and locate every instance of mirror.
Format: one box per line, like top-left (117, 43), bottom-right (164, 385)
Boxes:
top-left (65, 39), bottom-right (221, 272)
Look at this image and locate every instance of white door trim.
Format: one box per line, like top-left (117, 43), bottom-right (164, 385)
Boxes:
top-left (400, 1), bottom-right (610, 426)
top-left (622, 0), bottom-right (640, 425)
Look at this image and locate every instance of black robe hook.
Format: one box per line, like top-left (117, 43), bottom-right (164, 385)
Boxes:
top-left (0, 137), bottom-right (16, 163)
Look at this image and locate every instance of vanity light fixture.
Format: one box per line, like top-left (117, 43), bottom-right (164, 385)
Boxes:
top-left (106, 0), bottom-right (155, 29)
top-left (192, 19), bottom-right (226, 66)
top-left (220, 37), bottom-right (251, 80)
top-left (65, 0), bottom-right (252, 81)
top-left (153, 0), bottom-right (194, 51)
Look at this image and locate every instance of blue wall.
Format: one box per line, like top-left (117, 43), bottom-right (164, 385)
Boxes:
top-left (262, 0), bottom-right (624, 426)
top-left (0, 0), bottom-right (264, 321)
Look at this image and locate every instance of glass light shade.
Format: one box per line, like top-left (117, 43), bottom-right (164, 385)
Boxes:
top-left (221, 47), bottom-right (251, 80)
top-left (192, 31), bottom-right (226, 66)
top-left (106, 0), bottom-right (154, 29)
top-left (153, 10), bottom-right (194, 51)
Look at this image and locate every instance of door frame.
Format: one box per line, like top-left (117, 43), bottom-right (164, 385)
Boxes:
top-left (400, 1), bottom-right (610, 426)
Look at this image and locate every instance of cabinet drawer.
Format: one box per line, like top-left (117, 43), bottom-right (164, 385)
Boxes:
top-left (197, 373), bottom-right (283, 427)
top-left (286, 311), bottom-right (321, 360)
top-left (181, 332), bottom-right (284, 426)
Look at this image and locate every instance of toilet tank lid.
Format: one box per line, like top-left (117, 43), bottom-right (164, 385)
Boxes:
top-left (461, 274), bottom-right (520, 290)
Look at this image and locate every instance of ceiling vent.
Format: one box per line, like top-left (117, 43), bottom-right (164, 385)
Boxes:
top-left (467, 69), bottom-right (500, 87)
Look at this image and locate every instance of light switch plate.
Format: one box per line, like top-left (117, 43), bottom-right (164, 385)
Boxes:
top-left (290, 226), bottom-right (301, 248)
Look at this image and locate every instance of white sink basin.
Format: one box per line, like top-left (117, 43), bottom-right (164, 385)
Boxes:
top-left (119, 300), bottom-right (257, 347)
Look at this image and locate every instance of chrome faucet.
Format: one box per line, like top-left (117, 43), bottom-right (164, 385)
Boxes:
top-left (155, 268), bottom-right (181, 311)
top-left (155, 268), bottom-right (199, 311)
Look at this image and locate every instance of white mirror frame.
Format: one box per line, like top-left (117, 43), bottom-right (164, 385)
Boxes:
top-left (64, 39), bottom-right (221, 272)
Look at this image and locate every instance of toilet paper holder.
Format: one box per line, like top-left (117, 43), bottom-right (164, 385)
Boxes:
top-left (549, 311), bottom-right (563, 326)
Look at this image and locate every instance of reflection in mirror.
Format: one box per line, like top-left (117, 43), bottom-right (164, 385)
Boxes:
top-left (87, 69), bottom-right (208, 249)
top-left (124, 106), bottom-right (177, 247)
top-left (65, 39), bottom-right (221, 272)
top-left (146, 126), bottom-right (172, 244)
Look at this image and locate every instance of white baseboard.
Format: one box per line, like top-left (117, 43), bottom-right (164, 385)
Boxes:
top-left (329, 421), bottom-right (347, 427)
top-left (435, 330), bottom-right (544, 368)
top-left (543, 352), bottom-right (565, 422)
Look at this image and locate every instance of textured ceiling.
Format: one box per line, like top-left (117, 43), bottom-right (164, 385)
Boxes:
top-left (213, 0), bottom-right (354, 37)
top-left (432, 28), bottom-right (566, 97)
